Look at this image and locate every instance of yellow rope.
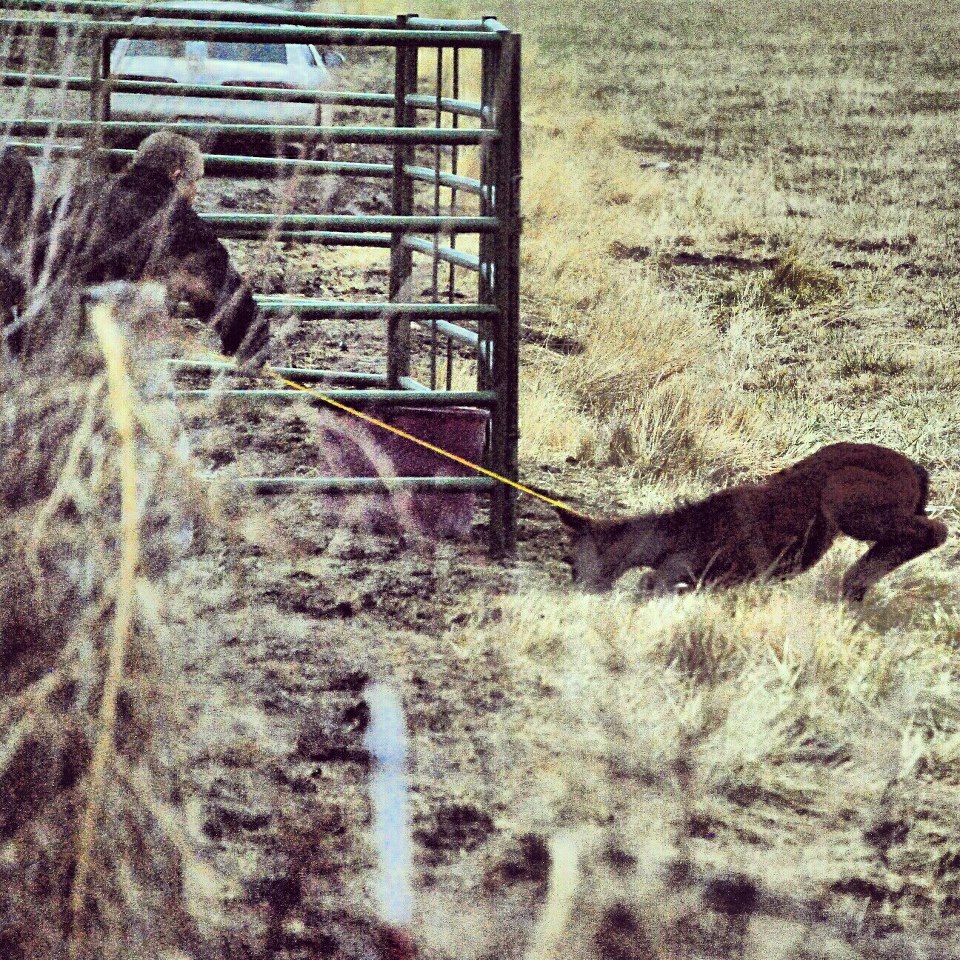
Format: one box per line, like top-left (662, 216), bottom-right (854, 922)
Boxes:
top-left (260, 366), bottom-right (588, 518)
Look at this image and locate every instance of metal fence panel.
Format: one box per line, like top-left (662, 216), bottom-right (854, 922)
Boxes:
top-left (3, 1), bottom-right (521, 554)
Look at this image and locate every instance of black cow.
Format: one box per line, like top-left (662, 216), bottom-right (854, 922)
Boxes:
top-left (28, 143), bottom-right (269, 365)
top-left (0, 147), bottom-right (34, 339)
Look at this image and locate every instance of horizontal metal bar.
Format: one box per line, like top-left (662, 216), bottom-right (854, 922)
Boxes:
top-left (406, 94), bottom-right (485, 119)
top-left (177, 388), bottom-right (497, 407)
top-left (399, 376), bottom-right (429, 390)
top-left (3, 0), bottom-right (491, 32)
top-left (3, 73), bottom-right (485, 115)
top-left (166, 359), bottom-right (388, 386)
top-left (10, 145), bottom-right (484, 187)
top-left (6, 140), bottom-right (135, 159)
top-left (224, 231), bottom-right (393, 246)
top-left (402, 237), bottom-right (482, 272)
top-left (0, 71), bottom-right (91, 93)
top-left (3, 119), bottom-right (499, 146)
top-left (423, 321), bottom-right (491, 360)
top-left (199, 157), bottom-right (391, 177)
top-left (418, 318), bottom-right (491, 361)
top-left (6, 140), bottom-right (483, 188)
top-left (5, 139), bottom-right (393, 178)
top-left (123, 83), bottom-right (480, 117)
top-left (1, 71), bottom-right (397, 107)
top-left (114, 79), bottom-right (396, 108)
top-left (208, 214), bottom-right (498, 234)
top-left (231, 475), bottom-right (496, 494)
top-left (8, 17), bottom-right (502, 47)
top-left (405, 164), bottom-right (488, 199)
top-left (250, 299), bottom-right (497, 321)
top-left (406, 16), bottom-right (490, 31)
top-left (436, 319), bottom-right (479, 346)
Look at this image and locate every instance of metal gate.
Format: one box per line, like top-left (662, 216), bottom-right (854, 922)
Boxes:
top-left (1, 0), bottom-right (521, 554)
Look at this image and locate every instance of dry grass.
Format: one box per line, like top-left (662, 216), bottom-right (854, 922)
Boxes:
top-left (385, 0), bottom-right (960, 953)
top-left (5, 0), bottom-right (960, 957)
top-left (419, 581), bottom-right (960, 958)
top-left (0, 293), bottom-right (243, 960)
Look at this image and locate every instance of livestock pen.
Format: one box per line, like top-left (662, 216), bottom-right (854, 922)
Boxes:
top-left (0, 0), bottom-right (522, 553)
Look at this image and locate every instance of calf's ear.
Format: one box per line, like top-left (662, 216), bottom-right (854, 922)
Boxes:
top-left (555, 507), bottom-right (593, 533)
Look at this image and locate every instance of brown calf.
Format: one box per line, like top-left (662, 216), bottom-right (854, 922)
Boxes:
top-left (558, 443), bottom-right (947, 601)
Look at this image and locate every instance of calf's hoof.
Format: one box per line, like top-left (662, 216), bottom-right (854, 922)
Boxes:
top-left (841, 580), bottom-right (868, 603)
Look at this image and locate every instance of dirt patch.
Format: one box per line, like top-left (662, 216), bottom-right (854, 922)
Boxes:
top-left (173, 487), bottom-right (571, 958)
top-left (165, 196), bottom-right (578, 953)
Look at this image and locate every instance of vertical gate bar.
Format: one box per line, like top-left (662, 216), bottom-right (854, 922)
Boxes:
top-left (479, 33), bottom-right (495, 545)
top-left (429, 45), bottom-right (443, 390)
top-left (88, 32), bottom-right (102, 121)
top-left (445, 44), bottom-right (461, 392)
top-left (489, 30), bottom-right (520, 557)
top-left (446, 336), bottom-right (453, 391)
top-left (86, 29), bottom-right (106, 177)
top-left (477, 40), bottom-right (496, 394)
top-left (388, 14), bottom-right (417, 388)
top-left (478, 22), bottom-right (500, 553)
top-left (504, 31), bottom-right (522, 554)
top-left (101, 34), bottom-right (112, 122)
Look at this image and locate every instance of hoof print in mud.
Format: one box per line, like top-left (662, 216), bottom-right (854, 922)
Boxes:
top-left (325, 668), bottom-right (371, 693)
top-left (595, 902), bottom-right (652, 959)
top-left (203, 803), bottom-right (273, 840)
top-left (483, 833), bottom-right (551, 891)
top-left (296, 697), bottom-right (371, 764)
top-left (244, 872), bottom-right (302, 911)
top-left (700, 872), bottom-right (760, 917)
top-left (414, 803), bottom-right (496, 866)
top-left (261, 580), bottom-right (358, 620)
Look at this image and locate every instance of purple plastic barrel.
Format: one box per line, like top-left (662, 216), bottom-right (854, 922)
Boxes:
top-left (315, 406), bottom-right (490, 538)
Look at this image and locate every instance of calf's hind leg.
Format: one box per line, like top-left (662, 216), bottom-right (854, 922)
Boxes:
top-left (841, 517), bottom-right (947, 601)
top-left (832, 508), bottom-right (947, 602)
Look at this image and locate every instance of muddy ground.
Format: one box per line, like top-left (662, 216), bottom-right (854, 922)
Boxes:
top-left (174, 480), bottom-right (580, 960)
top-left (166, 162), bottom-right (604, 960)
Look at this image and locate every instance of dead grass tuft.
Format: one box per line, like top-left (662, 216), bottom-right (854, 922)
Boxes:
top-left (765, 248), bottom-right (845, 310)
top-left (0, 293), bottom-right (227, 960)
top-left (452, 585), bottom-right (960, 957)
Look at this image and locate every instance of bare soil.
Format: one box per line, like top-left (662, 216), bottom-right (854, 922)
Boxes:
top-left (170, 169), bottom-right (595, 959)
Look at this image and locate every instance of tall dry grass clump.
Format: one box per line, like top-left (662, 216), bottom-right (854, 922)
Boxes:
top-left (446, 586), bottom-right (960, 958)
top-left (0, 290), bottom-right (222, 960)
top-left (517, 107), bottom-right (780, 480)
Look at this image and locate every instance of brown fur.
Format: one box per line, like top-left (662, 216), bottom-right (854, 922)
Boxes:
top-left (557, 443), bottom-right (948, 601)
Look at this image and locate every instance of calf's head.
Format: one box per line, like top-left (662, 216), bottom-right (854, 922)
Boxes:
top-left (556, 509), bottom-right (665, 592)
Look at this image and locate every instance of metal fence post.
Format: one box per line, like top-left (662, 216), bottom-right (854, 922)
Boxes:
top-left (101, 33), bottom-right (112, 122)
top-left (388, 13), bottom-right (418, 388)
top-left (85, 29), bottom-right (105, 173)
top-left (488, 29), bottom-right (520, 556)
top-left (477, 31), bottom-right (497, 395)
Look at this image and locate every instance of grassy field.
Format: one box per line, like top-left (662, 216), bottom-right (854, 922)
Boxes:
top-left (389, 0), bottom-right (960, 953)
top-left (4, 0), bottom-right (960, 957)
